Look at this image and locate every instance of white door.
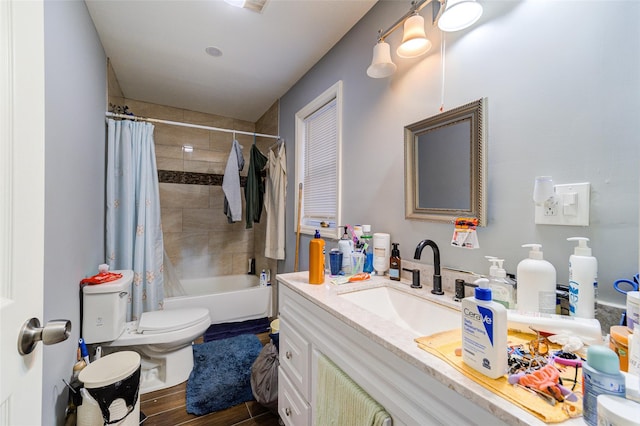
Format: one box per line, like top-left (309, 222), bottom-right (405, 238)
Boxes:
top-left (0, 0), bottom-right (46, 424)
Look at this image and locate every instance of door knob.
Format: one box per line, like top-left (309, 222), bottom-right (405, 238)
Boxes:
top-left (18, 318), bottom-right (71, 355)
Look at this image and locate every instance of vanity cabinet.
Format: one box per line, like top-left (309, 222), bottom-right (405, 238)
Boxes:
top-left (276, 277), bottom-right (513, 426)
top-left (278, 313), bottom-right (311, 425)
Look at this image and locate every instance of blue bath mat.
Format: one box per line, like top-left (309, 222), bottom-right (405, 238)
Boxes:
top-left (204, 317), bottom-right (270, 342)
top-left (186, 334), bottom-right (263, 416)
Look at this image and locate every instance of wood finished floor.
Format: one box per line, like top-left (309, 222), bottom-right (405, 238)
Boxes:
top-left (140, 332), bottom-right (281, 426)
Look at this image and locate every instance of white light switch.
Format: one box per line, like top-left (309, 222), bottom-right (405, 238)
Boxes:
top-left (535, 182), bottom-right (590, 226)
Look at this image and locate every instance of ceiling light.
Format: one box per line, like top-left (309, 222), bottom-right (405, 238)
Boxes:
top-left (436, 0), bottom-right (483, 32)
top-left (205, 46), bottom-right (223, 57)
top-left (397, 13), bottom-right (432, 58)
top-left (367, 41), bottom-right (397, 78)
top-left (224, 0), bottom-right (268, 13)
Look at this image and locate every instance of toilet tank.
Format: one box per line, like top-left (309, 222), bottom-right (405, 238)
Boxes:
top-left (82, 270), bottom-right (134, 344)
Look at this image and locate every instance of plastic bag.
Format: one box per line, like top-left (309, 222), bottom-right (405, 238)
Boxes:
top-left (250, 341), bottom-right (279, 413)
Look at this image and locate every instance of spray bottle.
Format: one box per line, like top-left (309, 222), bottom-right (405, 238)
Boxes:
top-left (567, 237), bottom-right (597, 319)
top-left (462, 278), bottom-right (508, 379)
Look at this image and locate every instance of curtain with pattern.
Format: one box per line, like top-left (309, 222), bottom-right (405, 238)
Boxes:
top-left (106, 119), bottom-right (164, 321)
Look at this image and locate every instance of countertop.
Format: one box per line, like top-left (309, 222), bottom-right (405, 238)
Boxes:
top-left (276, 271), bottom-right (586, 426)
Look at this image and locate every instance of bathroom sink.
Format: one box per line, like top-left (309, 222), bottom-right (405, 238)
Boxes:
top-left (339, 286), bottom-right (460, 337)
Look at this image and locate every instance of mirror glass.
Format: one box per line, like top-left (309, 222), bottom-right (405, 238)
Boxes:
top-left (404, 98), bottom-right (487, 225)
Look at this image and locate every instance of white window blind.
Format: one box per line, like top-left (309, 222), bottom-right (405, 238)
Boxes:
top-left (303, 99), bottom-right (337, 225)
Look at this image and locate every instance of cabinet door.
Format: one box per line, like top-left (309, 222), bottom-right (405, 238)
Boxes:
top-left (278, 368), bottom-right (311, 426)
top-left (280, 318), bottom-right (311, 400)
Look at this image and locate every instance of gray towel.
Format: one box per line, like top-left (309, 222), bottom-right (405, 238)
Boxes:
top-left (222, 140), bottom-right (244, 222)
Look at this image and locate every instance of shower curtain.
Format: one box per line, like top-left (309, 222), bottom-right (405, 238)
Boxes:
top-left (106, 118), bottom-right (164, 321)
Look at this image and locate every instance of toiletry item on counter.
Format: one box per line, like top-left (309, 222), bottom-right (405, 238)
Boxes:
top-left (461, 279), bottom-right (508, 379)
top-left (507, 310), bottom-right (603, 346)
top-left (596, 395), bottom-right (640, 426)
top-left (389, 243), bottom-right (401, 281)
top-left (485, 257), bottom-right (516, 309)
top-left (516, 244), bottom-right (556, 314)
top-left (260, 269), bottom-right (268, 287)
top-left (568, 237), bottom-right (598, 319)
top-left (630, 330), bottom-right (640, 377)
top-left (582, 345), bottom-right (626, 426)
top-left (309, 230), bottom-right (325, 284)
top-left (627, 291), bottom-right (640, 332)
top-left (338, 226), bottom-right (354, 274)
top-left (609, 326), bottom-right (631, 372)
top-left (373, 233), bottom-right (390, 276)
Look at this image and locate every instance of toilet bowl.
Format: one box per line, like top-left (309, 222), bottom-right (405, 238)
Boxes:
top-left (82, 271), bottom-right (211, 394)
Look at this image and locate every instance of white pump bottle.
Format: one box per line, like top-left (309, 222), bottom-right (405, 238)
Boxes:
top-left (568, 237), bottom-right (598, 319)
top-left (516, 244), bottom-right (557, 314)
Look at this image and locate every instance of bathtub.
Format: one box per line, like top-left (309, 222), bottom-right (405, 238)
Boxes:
top-left (163, 274), bottom-right (272, 324)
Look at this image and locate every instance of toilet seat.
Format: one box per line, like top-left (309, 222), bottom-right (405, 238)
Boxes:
top-left (108, 308), bottom-right (210, 347)
top-left (137, 308), bottom-right (208, 334)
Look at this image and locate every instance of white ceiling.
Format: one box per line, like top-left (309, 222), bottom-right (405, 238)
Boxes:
top-left (85, 0), bottom-right (378, 122)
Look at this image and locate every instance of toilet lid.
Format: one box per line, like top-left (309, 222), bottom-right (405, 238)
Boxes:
top-left (137, 308), bottom-right (209, 334)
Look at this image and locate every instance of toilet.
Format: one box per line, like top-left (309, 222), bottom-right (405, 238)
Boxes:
top-left (82, 270), bottom-right (211, 394)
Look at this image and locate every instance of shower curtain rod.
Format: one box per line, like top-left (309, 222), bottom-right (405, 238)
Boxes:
top-left (105, 112), bottom-right (281, 140)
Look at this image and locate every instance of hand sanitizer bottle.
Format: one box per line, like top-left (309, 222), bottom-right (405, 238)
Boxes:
top-left (462, 280), bottom-right (508, 379)
top-left (486, 257), bottom-right (516, 309)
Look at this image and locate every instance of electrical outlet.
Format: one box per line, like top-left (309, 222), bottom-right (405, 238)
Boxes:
top-left (544, 198), bottom-right (558, 216)
top-left (535, 182), bottom-right (590, 226)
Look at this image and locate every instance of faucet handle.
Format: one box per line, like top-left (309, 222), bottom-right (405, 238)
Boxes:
top-left (402, 268), bottom-right (421, 288)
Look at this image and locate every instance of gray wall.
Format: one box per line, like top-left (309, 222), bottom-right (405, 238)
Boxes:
top-left (280, 1), bottom-right (640, 306)
top-left (43, 0), bottom-right (106, 422)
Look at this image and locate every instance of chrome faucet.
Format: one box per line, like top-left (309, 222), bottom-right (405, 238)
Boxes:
top-left (413, 239), bottom-right (443, 295)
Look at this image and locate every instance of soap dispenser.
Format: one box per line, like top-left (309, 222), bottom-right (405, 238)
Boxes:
top-left (389, 243), bottom-right (401, 281)
top-left (486, 257), bottom-right (516, 309)
top-left (567, 237), bottom-right (597, 319)
top-left (516, 244), bottom-right (557, 314)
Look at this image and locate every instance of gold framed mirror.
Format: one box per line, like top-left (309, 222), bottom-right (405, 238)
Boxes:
top-left (404, 98), bottom-right (487, 226)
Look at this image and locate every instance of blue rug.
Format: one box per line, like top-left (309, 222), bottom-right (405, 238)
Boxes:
top-left (204, 317), bottom-right (270, 342)
top-left (186, 334), bottom-right (263, 415)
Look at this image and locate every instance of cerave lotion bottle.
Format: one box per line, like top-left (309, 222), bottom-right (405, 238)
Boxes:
top-left (461, 281), bottom-right (508, 379)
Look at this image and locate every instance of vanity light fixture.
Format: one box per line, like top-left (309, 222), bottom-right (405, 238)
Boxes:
top-left (223, 0), bottom-right (268, 13)
top-left (367, 0), bottom-right (483, 78)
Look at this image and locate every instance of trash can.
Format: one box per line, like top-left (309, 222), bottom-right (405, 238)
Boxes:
top-left (78, 351), bottom-right (141, 426)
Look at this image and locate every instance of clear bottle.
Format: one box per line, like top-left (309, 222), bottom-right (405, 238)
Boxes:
top-left (389, 243), bottom-right (401, 281)
top-left (462, 281), bottom-right (508, 379)
top-left (486, 257), bottom-right (516, 309)
top-left (309, 230), bottom-right (325, 284)
top-left (360, 225), bottom-right (374, 273)
top-left (567, 237), bottom-right (597, 319)
top-left (516, 244), bottom-right (556, 314)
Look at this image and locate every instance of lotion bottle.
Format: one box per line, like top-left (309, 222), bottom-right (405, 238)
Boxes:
top-left (582, 345), bottom-right (626, 426)
top-left (462, 280), bottom-right (508, 379)
top-left (516, 244), bottom-right (557, 314)
top-left (389, 243), bottom-right (401, 281)
top-left (309, 230), bottom-right (325, 284)
top-left (567, 237), bottom-right (598, 319)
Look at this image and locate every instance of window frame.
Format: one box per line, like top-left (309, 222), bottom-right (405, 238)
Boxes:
top-left (294, 80), bottom-right (343, 239)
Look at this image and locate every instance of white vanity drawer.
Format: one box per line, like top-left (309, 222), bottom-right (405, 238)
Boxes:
top-left (280, 318), bottom-right (311, 400)
top-left (278, 367), bottom-right (311, 426)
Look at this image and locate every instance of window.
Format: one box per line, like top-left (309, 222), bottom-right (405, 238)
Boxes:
top-left (295, 81), bottom-right (342, 239)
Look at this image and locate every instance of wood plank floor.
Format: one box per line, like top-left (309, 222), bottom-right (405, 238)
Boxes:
top-left (140, 333), bottom-right (281, 426)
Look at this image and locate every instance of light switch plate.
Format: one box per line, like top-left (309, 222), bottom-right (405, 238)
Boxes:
top-left (535, 182), bottom-right (590, 226)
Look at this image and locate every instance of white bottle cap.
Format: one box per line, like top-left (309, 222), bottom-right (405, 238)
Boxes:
top-left (568, 237), bottom-right (592, 256)
top-left (522, 243), bottom-right (543, 260)
top-left (98, 264), bottom-right (109, 273)
top-left (362, 224), bottom-right (371, 233)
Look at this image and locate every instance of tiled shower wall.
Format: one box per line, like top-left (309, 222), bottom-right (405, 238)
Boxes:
top-left (108, 62), bottom-right (279, 281)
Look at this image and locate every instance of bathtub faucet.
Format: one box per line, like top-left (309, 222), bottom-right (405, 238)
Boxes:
top-left (414, 239), bottom-right (443, 295)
